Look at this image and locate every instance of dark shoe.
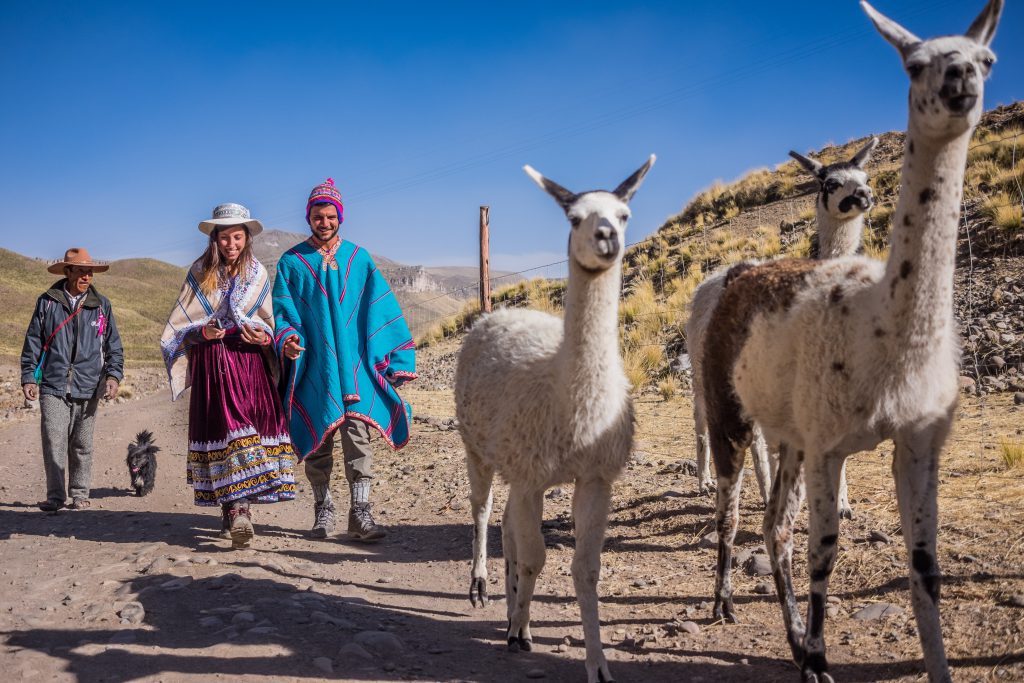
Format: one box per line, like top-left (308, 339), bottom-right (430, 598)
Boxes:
top-left (219, 505), bottom-right (232, 540)
top-left (311, 502), bottom-right (336, 539)
top-left (69, 498), bottom-right (91, 510)
top-left (229, 507), bottom-right (254, 549)
top-left (348, 502), bottom-right (386, 542)
top-left (38, 499), bottom-right (64, 512)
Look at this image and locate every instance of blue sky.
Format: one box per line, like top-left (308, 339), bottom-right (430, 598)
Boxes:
top-left (1, 1), bottom-right (1020, 272)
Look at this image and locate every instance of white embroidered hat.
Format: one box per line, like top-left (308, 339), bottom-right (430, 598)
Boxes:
top-left (198, 203), bottom-right (265, 236)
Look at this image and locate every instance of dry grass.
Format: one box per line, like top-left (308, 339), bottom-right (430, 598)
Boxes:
top-left (981, 192), bottom-right (1024, 231)
top-left (1000, 439), bottom-right (1024, 469)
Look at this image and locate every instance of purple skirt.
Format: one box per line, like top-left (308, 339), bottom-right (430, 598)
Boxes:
top-left (186, 334), bottom-right (296, 506)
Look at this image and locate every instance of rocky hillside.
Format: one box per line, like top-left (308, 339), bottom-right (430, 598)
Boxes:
top-left (427, 102), bottom-right (1024, 397)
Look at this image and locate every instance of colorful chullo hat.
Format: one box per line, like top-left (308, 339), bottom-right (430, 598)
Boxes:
top-left (306, 178), bottom-right (344, 225)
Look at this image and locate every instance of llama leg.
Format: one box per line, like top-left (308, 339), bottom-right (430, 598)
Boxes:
top-left (502, 499), bottom-right (519, 628)
top-left (572, 477), bottom-right (614, 683)
top-left (710, 434), bottom-right (747, 623)
top-left (894, 421), bottom-right (952, 683)
top-left (694, 397), bottom-right (715, 495)
top-left (468, 453), bottom-right (494, 607)
top-left (763, 443), bottom-right (807, 663)
top-left (506, 487), bottom-right (546, 652)
top-left (750, 424), bottom-right (773, 505)
top-left (800, 451), bottom-right (845, 683)
top-left (836, 460), bottom-right (854, 519)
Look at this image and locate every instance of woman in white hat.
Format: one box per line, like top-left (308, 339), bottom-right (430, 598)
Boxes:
top-left (160, 203), bottom-right (296, 549)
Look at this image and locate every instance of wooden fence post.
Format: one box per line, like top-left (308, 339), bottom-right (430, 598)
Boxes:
top-left (479, 206), bottom-right (492, 313)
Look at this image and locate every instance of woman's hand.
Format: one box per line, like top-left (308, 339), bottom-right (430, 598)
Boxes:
top-left (240, 324), bottom-right (268, 346)
top-left (202, 320), bottom-right (227, 341)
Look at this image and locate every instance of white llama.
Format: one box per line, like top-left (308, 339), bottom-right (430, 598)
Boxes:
top-left (457, 156), bottom-right (655, 683)
top-left (702, 2), bottom-right (1001, 681)
top-left (688, 137), bottom-right (878, 514)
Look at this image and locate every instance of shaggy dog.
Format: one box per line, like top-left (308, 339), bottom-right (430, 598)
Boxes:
top-left (126, 430), bottom-right (159, 496)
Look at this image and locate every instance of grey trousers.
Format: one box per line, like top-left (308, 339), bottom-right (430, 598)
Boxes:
top-left (40, 393), bottom-right (99, 503)
top-left (304, 418), bottom-right (374, 504)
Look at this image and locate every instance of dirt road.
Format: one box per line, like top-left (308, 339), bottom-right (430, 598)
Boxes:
top-left (1, 352), bottom-right (1022, 682)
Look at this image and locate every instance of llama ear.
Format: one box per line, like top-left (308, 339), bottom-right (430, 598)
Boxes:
top-left (788, 150), bottom-right (823, 178)
top-left (861, 1), bottom-right (921, 57)
top-left (965, 0), bottom-right (1003, 46)
top-left (849, 136), bottom-right (879, 169)
top-left (524, 165), bottom-right (577, 210)
top-left (613, 154), bottom-right (656, 203)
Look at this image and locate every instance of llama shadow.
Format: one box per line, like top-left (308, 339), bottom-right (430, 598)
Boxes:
top-left (0, 570), bottom-right (854, 682)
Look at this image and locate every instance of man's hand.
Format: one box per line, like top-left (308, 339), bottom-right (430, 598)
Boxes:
top-left (240, 324), bottom-right (268, 346)
top-left (22, 383), bottom-right (38, 401)
top-left (103, 378), bottom-right (119, 400)
top-left (283, 335), bottom-right (305, 360)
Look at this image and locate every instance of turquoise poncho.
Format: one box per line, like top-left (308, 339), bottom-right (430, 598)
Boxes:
top-left (272, 239), bottom-right (416, 458)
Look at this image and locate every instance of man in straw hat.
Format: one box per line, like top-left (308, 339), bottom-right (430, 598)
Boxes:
top-left (21, 247), bottom-right (124, 511)
top-left (273, 179), bottom-right (417, 542)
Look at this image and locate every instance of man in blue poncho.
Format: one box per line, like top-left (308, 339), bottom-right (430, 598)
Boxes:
top-left (273, 178), bottom-right (416, 542)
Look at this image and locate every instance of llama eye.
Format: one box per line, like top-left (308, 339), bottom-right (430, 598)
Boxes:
top-left (570, 216), bottom-right (582, 228)
top-left (618, 213), bottom-right (629, 223)
top-left (906, 63), bottom-right (925, 80)
top-left (825, 180), bottom-right (840, 192)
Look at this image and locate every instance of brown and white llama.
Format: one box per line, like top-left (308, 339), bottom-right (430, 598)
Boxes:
top-left (701, 2), bottom-right (1002, 681)
top-left (688, 137), bottom-right (878, 516)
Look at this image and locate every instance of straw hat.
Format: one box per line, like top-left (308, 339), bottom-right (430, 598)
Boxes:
top-left (198, 202), bottom-right (264, 236)
top-left (47, 247), bottom-right (110, 274)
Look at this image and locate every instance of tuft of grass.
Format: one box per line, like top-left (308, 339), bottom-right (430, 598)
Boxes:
top-left (797, 207), bottom-right (817, 223)
top-left (622, 349), bottom-right (649, 391)
top-left (981, 193), bottom-right (1023, 231)
top-left (999, 439), bottom-right (1024, 470)
top-left (657, 377), bottom-right (679, 401)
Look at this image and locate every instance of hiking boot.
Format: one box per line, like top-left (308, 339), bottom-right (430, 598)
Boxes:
top-left (219, 505), bottom-right (232, 540)
top-left (229, 507), bottom-right (254, 549)
top-left (311, 501), bottom-right (336, 539)
top-left (348, 502), bottom-right (386, 542)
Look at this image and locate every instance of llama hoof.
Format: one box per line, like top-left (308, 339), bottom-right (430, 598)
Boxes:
top-left (838, 505), bottom-right (854, 520)
top-left (801, 672), bottom-right (835, 683)
top-left (597, 669), bottom-right (616, 683)
top-left (507, 636), bottom-right (532, 652)
top-left (712, 598), bottom-right (738, 623)
top-left (469, 578), bottom-right (488, 607)
top-left (801, 652), bottom-right (832, 683)
top-left (698, 482), bottom-right (716, 496)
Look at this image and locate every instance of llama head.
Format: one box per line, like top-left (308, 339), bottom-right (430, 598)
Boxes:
top-left (524, 155), bottom-right (655, 273)
top-left (862, 0), bottom-right (1002, 141)
top-left (789, 137), bottom-right (877, 220)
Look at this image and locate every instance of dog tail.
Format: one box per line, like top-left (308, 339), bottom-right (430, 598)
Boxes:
top-left (134, 430), bottom-right (159, 452)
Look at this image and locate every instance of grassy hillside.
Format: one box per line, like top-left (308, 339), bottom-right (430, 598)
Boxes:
top-left (421, 102), bottom-right (1024, 394)
top-left (0, 250), bottom-right (184, 364)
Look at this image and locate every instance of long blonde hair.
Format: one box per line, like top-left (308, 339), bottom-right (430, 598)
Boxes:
top-left (197, 226), bottom-right (255, 295)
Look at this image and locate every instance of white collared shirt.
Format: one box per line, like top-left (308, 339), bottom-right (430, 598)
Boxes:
top-left (64, 287), bottom-right (85, 311)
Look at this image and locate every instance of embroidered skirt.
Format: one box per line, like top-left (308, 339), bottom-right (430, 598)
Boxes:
top-left (186, 335), bottom-right (296, 506)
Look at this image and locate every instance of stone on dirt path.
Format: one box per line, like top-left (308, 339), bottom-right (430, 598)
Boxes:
top-left (852, 603), bottom-right (904, 620)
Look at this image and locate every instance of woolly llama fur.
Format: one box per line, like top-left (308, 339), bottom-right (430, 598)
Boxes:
top-left (702, 2), bottom-right (1002, 681)
top-left (456, 155), bottom-right (654, 683)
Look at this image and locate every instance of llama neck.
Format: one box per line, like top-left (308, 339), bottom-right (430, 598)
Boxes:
top-left (816, 209), bottom-right (865, 259)
top-left (560, 260), bottom-right (627, 432)
top-left (881, 122), bottom-right (971, 353)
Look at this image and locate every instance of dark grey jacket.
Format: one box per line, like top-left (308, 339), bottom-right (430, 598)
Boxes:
top-left (20, 280), bottom-right (124, 399)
